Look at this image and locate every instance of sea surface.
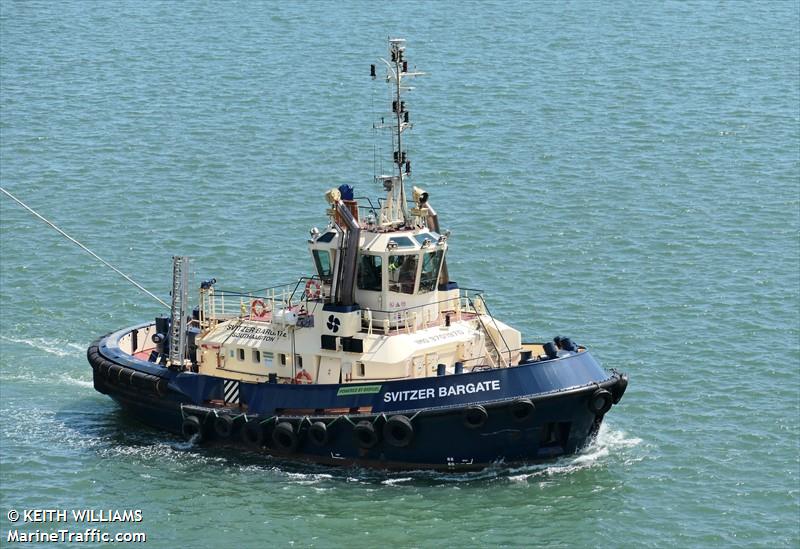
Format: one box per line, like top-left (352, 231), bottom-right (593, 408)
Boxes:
top-left (1, 1), bottom-right (798, 547)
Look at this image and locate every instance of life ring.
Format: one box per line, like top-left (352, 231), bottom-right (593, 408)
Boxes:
top-left (250, 299), bottom-right (269, 320)
top-left (462, 405), bottom-right (488, 429)
top-left (309, 421), bottom-right (329, 446)
top-left (305, 279), bottom-right (322, 299)
top-left (383, 415), bottom-right (414, 447)
top-left (353, 420), bottom-right (379, 449)
top-left (181, 415), bottom-right (203, 441)
top-left (272, 421), bottom-right (298, 453)
top-left (214, 414), bottom-right (234, 438)
top-left (588, 388), bottom-right (613, 415)
top-left (294, 369), bottom-right (313, 384)
top-left (510, 398), bottom-right (535, 422)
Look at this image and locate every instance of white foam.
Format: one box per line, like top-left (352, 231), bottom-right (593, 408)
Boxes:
top-left (0, 334), bottom-right (83, 358)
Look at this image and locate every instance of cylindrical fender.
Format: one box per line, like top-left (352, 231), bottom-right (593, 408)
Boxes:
top-left (612, 374), bottom-right (629, 404)
top-left (383, 415), bottom-right (414, 447)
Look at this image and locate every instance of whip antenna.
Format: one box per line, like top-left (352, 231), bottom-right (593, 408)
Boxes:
top-left (1, 186), bottom-right (169, 308)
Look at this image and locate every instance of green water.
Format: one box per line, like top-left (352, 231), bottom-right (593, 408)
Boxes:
top-left (1, 1), bottom-right (798, 547)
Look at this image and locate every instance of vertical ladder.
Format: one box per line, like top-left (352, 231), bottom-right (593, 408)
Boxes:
top-left (168, 256), bottom-right (190, 369)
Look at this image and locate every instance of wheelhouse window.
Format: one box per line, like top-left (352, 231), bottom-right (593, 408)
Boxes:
top-left (388, 254), bottom-right (418, 294)
top-left (357, 254), bottom-right (383, 291)
top-left (419, 250), bottom-right (444, 293)
top-left (388, 236), bottom-right (416, 249)
top-left (312, 250), bottom-right (333, 282)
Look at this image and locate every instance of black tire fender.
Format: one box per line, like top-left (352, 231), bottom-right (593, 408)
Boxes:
top-left (241, 420), bottom-right (264, 448)
top-left (510, 398), bottom-right (535, 422)
top-left (383, 415), bottom-right (414, 447)
top-left (462, 405), bottom-right (488, 429)
top-left (588, 389), bottom-right (613, 415)
top-left (308, 421), bottom-right (329, 447)
top-left (181, 415), bottom-right (203, 441)
top-left (353, 420), bottom-right (379, 449)
top-left (272, 421), bottom-right (298, 453)
top-left (214, 414), bottom-right (234, 438)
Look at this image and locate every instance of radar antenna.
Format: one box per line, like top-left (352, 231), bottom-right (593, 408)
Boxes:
top-left (371, 38), bottom-right (424, 227)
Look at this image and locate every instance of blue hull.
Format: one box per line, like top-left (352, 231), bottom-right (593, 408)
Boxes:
top-left (89, 323), bottom-right (628, 471)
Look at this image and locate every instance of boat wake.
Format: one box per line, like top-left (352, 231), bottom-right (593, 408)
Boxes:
top-left (0, 334), bottom-right (85, 358)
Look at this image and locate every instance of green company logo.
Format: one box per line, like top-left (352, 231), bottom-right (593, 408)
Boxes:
top-left (337, 385), bottom-right (382, 397)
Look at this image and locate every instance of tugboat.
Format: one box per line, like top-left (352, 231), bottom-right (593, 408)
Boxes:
top-left (87, 39), bottom-right (628, 471)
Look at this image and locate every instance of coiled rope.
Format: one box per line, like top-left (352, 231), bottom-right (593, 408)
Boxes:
top-left (0, 186), bottom-right (169, 308)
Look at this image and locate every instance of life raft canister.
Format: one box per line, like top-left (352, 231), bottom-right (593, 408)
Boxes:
top-left (383, 415), bottom-right (414, 447)
top-left (588, 388), bottom-right (613, 415)
top-left (250, 299), bottom-right (269, 320)
top-left (305, 279), bottom-right (322, 299)
top-left (272, 421), bottom-right (298, 453)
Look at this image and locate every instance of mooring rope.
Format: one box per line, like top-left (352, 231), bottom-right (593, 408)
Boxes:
top-left (0, 186), bottom-right (169, 308)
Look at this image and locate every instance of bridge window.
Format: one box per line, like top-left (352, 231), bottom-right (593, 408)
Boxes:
top-left (237, 349), bottom-right (245, 361)
top-left (388, 254), bottom-right (418, 294)
top-left (357, 254), bottom-right (383, 291)
top-left (252, 350), bottom-right (261, 363)
top-left (313, 250), bottom-right (333, 282)
top-left (389, 236), bottom-right (416, 249)
top-left (419, 250), bottom-right (444, 293)
top-left (317, 231), bottom-right (337, 243)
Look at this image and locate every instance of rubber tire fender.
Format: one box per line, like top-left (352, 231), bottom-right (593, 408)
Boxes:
top-left (462, 405), bottom-right (488, 429)
top-left (510, 398), bottom-right (535, 422)
top-left (241, 420), bottom-right (265, 448)
top-left (383, 415), bottom-right (414, 448)
top-left (588, 389), bottom-right (613, 415)
top-left (214, 414), bottom-right (235, 438)
top-left (353, 420), bottom-right (379, 449)
top-left (308, 421), bottom-right (329, 447)
top-left (181, 415), bottom-right (203, 442)
top-left (272, 421), bottom-right (298, 453)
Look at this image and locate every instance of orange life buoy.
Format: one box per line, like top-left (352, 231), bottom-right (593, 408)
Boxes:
top-left (250, 299), bottom-right (268, 320)
top-left (294, 369), bottom-right (313, 384)
top-left (305, 279), bottom-right (322, 299)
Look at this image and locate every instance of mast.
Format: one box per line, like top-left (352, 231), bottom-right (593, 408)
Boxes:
top-left (373, 38), bottom-right (424, 227)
